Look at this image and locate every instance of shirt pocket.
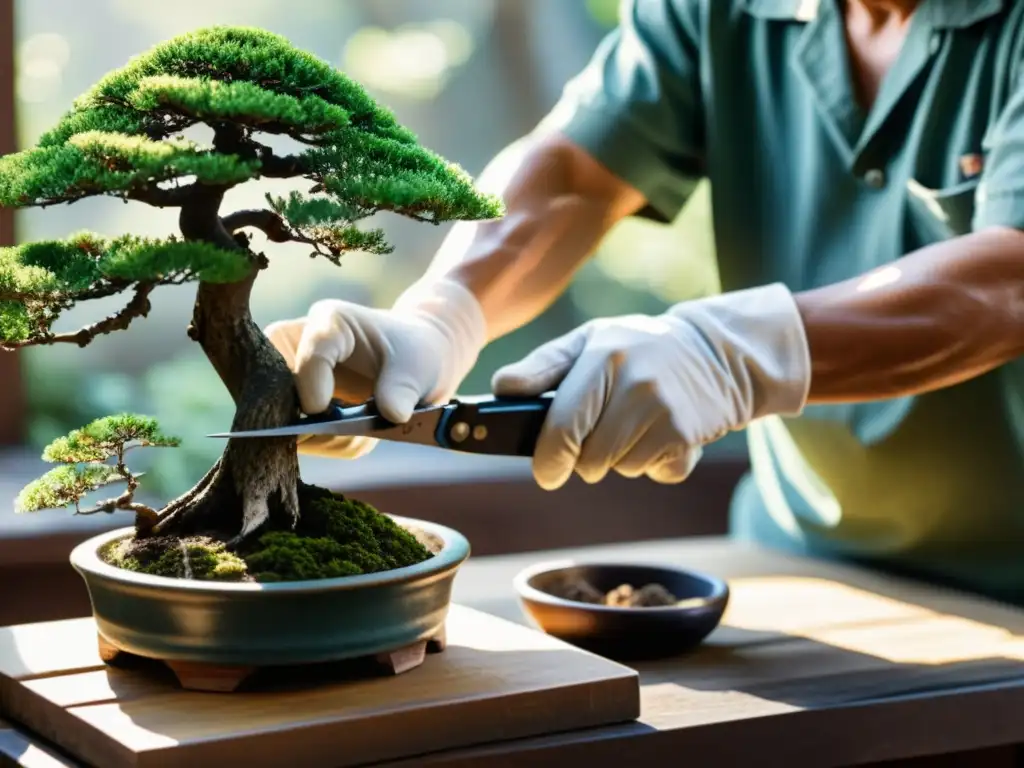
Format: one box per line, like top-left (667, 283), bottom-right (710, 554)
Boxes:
top-left (905, 177), bottom-right (979, 244)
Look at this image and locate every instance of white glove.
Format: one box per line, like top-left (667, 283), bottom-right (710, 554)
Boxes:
top-left (491, 283), bottom-right (811, 490)
top-left (265, 277), bottom-right (487, 458)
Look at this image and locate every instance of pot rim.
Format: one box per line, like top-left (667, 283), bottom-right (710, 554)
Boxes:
top-left (70, 514), bottom-right (470, 594)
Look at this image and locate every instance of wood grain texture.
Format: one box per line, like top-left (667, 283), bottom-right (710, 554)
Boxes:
top-left (0, 605), bottom-right (639, 768)
top-left (387, 537), bottom-right (1024, 767)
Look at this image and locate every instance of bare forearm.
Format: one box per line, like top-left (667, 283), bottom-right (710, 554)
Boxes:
top-left (423, 133), bottom-right (644, 340)
top-left (796, 226), bottom-right (1024, 403)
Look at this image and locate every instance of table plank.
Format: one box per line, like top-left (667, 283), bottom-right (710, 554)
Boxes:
top-left (404, 536), bottom-right (1024, 767)
top-left (0, 719), bottom-right (78, 768)
top-left (0, 606), bottom-right (638, 768)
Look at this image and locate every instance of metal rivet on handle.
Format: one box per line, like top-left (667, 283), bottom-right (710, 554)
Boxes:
top-left (450, 422), bottom-right (470, 442)
top-left (472, 425), bottom-right (488, 441)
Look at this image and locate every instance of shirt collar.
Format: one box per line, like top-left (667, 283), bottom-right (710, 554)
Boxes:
top-left (741, 0), bottom-right (1004, 28)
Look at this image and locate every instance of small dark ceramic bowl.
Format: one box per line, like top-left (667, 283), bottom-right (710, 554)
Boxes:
top-left (514, 560), bottom-right (729, 661)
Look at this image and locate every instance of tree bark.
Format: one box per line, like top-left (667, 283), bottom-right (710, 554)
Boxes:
top-left (151, 185), bottom-right (301, 541)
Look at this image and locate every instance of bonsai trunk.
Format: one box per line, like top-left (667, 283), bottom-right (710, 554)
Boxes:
top-left (152, 187), bottom-right (301, 541)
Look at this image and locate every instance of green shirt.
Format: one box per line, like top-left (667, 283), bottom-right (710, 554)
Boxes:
top-left (547, 0), bottom-right (1024, 603)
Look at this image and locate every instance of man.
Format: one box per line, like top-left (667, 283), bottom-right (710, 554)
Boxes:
top-left (267, 0), bottom-right (1024, 603)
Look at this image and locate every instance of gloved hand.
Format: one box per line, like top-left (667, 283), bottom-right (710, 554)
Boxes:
top-left (265, 277), bottom-right (488, 458)
top-left (491, 283), bottom-right (812, 490)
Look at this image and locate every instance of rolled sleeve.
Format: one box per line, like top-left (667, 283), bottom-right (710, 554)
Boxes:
top-left (539, 0), bottom-right (707, 221)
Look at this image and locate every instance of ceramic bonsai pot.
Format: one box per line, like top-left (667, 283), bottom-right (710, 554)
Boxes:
top-left (70, 516), bottom-right (470, 668)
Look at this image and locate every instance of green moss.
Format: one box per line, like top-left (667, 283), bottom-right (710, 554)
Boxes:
top-left (243, 533), bottom-right (367, 581)
top-left (104, 535), bottom-right (249, 581)
top-left (241, 488), bottom-right (433, 581)
top-left (102, 487), bottom-right (433, 583)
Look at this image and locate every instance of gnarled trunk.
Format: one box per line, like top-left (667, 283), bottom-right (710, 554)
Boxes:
top-left (151, 186), bottom-right (301, 542)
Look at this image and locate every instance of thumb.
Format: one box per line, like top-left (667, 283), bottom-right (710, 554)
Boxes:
top-left (374, 356), bottom-right (426, 424)
top-left (293, 301), bottom-right (356, 414)
top-left (491, 326), bottom-right (589, 396)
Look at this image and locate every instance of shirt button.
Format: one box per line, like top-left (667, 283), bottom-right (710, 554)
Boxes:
top-left (863, 168), bottom-right (886, 188)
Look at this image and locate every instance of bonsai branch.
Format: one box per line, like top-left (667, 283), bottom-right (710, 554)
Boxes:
top-left (91, 442), bottom-right (160, 530)
top-left (0, 283), bottom-right (155, 350)
top-left (178, 184), bottom-right (249, 253)
top-left (256, 151), bottom-right (307, 178)
top-left (127, 182), bottom-right (202, 207)
top-left (222, 209), bottom-right (296, 243)
top-left (76, 493), bottom-right (158, 523)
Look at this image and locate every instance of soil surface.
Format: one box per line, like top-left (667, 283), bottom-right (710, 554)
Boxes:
top-left (101, 484), bottom-right (436, 583)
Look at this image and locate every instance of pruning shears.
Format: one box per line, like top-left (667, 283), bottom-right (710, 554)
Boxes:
top-left (207, 393), bottom-right (554, 457)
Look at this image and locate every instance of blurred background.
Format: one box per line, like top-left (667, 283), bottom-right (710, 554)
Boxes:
top-left (13, 0), bottom-right (729, 499)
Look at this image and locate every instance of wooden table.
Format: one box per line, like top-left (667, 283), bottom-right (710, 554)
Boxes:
top-left (6, 536), bottom-right (1024, 767)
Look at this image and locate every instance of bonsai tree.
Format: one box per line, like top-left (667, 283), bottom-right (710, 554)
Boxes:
top-left (1, 26), bottom-right (502, 578)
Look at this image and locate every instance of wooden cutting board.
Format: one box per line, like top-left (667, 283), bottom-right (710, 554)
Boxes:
top-left (0, 605), bottom-right (639, 768)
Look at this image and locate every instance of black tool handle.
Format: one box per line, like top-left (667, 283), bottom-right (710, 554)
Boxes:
top-left (434, 393), bottom-right (554, 457)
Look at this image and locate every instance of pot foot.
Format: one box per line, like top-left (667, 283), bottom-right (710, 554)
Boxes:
top-left (165, 660), bottom-right (256, 693)
top-left (95, 623), bottom-right (446, 691)
top-left (374, 625), bottom-right (447, 675)
top-left (97, 634), bottom-right (124, 664)
top-left (375, 640), bottom-right (427, 675)
top-left (427, 624), bottom-right (446, 653)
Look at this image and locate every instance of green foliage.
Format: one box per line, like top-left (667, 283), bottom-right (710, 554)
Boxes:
top-left (0, 235), bottom-right (106, 297)
top-left (103, 535), bottom-right (249, 581)
top-left (127, 75), bottom-right (350, 137)
top-left (4, 25), bottom-right (502, 231)
top-left (15, 413), bottom-right (178, 520)
top-left (0, 132), bottom-right (260, 207)
top-left (0, 302), bottom-right (29, 343)
top-left (98, 234), bottom-right (250, 283)
top-left (266, 126), bottom-right (504, 258)
top-left (300, 129), bottom-right (505, 223)
top-left (42, 413), bottom-right (180, 464)
top-left (266, 191), bottom-right (357, 227)
top-left (266, 192), bottom-right (393, 258)
top-left (0, 232), bottom-right (247, 345)
top-left (0, 231), bottom-right (248, 297)
top-left (302, 226), bottom-right (391, 257)
top-left (0, 26), bottom-right (503, 347)
top-left (15, 464), bottom-right (124, 513)
top-left (63, 25), bottom-right (416, 144)
top-left (7, 25), bottom-right (424, 209)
